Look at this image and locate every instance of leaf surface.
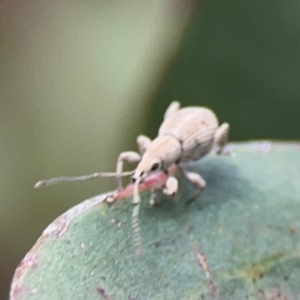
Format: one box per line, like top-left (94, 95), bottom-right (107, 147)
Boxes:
top-left (11, 142), bottom-right (300, 300)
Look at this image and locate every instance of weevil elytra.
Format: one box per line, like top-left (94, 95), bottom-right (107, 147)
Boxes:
top-left (35, 101), bottom-right (229, 254)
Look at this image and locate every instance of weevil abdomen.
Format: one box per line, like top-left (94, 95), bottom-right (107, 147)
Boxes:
top-left (158, 107), bottom-right (218, 162)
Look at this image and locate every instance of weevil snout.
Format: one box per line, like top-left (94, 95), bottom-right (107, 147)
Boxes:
top-left (131, 157), bottom-right (162, 183)
top-left (131, 169), bottom-right (149, 184)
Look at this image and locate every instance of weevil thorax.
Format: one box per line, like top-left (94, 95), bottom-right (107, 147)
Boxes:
top-left (132, 135), bottom-right (181, 182)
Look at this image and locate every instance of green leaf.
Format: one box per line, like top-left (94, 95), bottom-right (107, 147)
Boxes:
top-left (10, 142), bottom-right (300, 300)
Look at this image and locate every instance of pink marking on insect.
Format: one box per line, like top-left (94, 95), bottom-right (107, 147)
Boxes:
top-left (107, 165), bottom-right (178, 202)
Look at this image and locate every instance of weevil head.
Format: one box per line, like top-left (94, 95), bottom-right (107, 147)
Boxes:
top-left (131, 135), bottom-right (181, 183)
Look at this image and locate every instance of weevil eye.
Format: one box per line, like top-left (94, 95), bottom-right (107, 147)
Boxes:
top-left (151, 163), bottom-right (159, 171)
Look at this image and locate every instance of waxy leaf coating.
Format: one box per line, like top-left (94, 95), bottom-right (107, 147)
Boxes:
top-left (11, 142), bottom-right (300, 300)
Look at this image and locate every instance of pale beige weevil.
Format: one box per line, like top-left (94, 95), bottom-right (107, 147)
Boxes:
top-left (115, 101), bottom-right (229, 205)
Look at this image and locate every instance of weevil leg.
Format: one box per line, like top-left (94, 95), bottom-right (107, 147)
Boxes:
top-left (131, 203), bottom-right (143, 255)
top-left (179, 166), bottom-right (206, 205)
top-left (136, 135), bottom-right (151, 155)
top-left (213, 122), bottom-right (230, 154)
top-left (149, 175), bottom-right (178, 206)
top-left (149, 188), bottom-right (160, 206)
top-left (164, 101), bottom-right (181, 120)
top-left (162, 175), bottom-right (178, 197)
top-left (116, 151), bottom-right (141, 190)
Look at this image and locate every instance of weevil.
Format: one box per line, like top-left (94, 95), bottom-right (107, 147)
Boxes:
top-left (115, 101), bottom-right (229, 205)
top-left (35, 101), bottom-right (229, 254)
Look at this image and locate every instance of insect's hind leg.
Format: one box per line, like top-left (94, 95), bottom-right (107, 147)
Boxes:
top-left (164, 101), bottom-right (181, 120)
top-left (179, 166), bottom-right (206, 205)
top-left (213, 123), bottom-right (230, 155)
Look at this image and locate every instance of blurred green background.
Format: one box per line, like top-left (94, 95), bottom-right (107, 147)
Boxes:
top-left (1, 0), bottom-right (300, 299)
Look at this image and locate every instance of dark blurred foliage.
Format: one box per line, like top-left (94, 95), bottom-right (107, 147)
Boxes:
top-left (1, 0), bottom-right (300, 299)
top-left (149, 0), bottom-right (300, 141)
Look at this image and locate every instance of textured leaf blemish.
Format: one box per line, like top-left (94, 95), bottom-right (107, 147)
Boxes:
top-left (96, 287), bottom-right (111, 300)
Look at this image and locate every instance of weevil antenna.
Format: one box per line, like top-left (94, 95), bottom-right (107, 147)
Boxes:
top-left (131, 203), bottom-right (143, 255)
top-left (34, 171), bottom-right (134, 188)
top-left (133, 177), bottom-right (141, 204)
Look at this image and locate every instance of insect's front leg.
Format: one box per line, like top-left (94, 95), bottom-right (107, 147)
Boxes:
top-left (148, 175), bottom-right (178, 206)
top-left (116, 151), bottom-right (141, 190)
top-left (162, 175), bottom-right (178, 197)
top-left (213, 122), bottom-right (230, 154)
top-left (179, 166), bottom-right (206, 205)
top-left (136, 135), bottom-right (151, 155)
